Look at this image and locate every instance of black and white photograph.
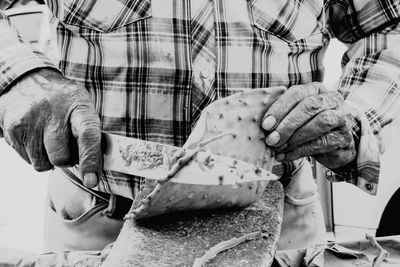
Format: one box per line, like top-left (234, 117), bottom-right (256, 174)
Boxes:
top-left (0, 0), bottom-right (400, 266)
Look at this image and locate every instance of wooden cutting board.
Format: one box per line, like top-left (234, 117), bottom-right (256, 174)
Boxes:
top-left (101, 181), bottom-right (284, 267)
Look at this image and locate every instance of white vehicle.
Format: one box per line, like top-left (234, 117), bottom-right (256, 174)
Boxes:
top-left (319, 38), bottom-right (400, 241)
top-left (316, 121), bottom-right (400, 240)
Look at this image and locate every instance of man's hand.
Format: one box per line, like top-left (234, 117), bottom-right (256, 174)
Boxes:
top-left (261, 82), bottom-right (357, 170)
top-left (0, 69), bottom-right (101, 187)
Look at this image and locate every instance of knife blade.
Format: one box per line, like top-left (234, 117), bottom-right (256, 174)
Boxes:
top-left (102, 132), bottom-right (277, 183)
top-left (102, 132), bottom-right (180, 180)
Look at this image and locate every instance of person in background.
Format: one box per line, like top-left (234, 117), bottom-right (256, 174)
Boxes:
top-left (0, 0), bottom-right (398, 253)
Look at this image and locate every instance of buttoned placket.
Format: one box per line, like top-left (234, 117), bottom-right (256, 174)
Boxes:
top-left (189, 0), bottom-right (217, 124)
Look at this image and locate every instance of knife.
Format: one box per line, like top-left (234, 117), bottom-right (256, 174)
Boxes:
top-left (102, 132), bottom-right (278, 218)
top-left (102, 132), bottom-right (277, 183)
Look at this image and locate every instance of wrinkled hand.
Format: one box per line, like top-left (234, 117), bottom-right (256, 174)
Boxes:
top-left (0, 69), bottom-right (101, 187)
top-left (261, 82), bottom-right (357, 169)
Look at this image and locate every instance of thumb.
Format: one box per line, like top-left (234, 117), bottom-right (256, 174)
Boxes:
top-left (70, 104), bottom-right (101, 188)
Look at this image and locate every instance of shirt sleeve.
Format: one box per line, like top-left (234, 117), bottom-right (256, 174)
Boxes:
top-left (327, 0), bottom-right (400, 195)
top-left (0, 4), bottom-right (59, 95)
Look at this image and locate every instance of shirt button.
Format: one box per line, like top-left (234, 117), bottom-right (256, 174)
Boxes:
top-left (201, 68), bottom-right (210, 79)
top-left (365, 183), bottom-right (373, 191)
top-left (325, 170), bottom-right (334, 180)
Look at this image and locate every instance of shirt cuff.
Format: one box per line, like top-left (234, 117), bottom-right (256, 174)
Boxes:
top-left (328, 103), bottom-right (381, 195)
top-left (0, 21), bottom-right (59, 95)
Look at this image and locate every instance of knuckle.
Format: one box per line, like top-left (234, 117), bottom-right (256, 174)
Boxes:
top-left (78, 131), bottom-right (101, 161)
top-left (332, 91), bottom-right (344, 103)
top-left (317, 110), bottom-right (338, 130)
top-left (49, 155), bottom-right (72, 167)
top-left (35, 166), bottom-right (52, 172)
top-left (303, 96), bottom-right (322, 113)
top-left (300, 82), bottom-right (324, 94)
top-left (344, 115), bottom-right (355, 130)
top-left (7, 124), bottom-right (26, 144)
top-left (61, 81), bottom-right (81, 93)
top-left (327, 91), bottom-right (343, 105)
top-left (324, 94), bottom-right (338, 108)
top-left (76, 114), bottom-right (100, 134)
top-left (79, 139), bottom-right (101, 156)
top-left (287, 85), bottom-right (306, 102)
top-left (79, 157), bottom-right (100, 173)
top-left (312, 81), bottom-right (324, 88)
top-left (326, 132), bottom-right (340, 145)
top-left (315, 136), bottom-right (328, 148)
top-left (80, 123), bottom-right (101, 143)
top-left (8, 122), bottom-right (22, 136)
top-left (290, 91), bottom-right (303, 104)
top-left (62, 85), bottom-right (92, 107)
top-left (292, 144), bottom-right (309, 158)
top-left (34, 166), bottom-right (52, 172)
top-left (32, 161), bottom-right (53, 172)
top-left (12, 146), bottom-right (31, 163)
top-left (36, 99), bottom-right (51, 111)
top-left (288, 84), bottom-right (304, 94)
top-left (296, 144), bottom-right (310, 158)
top-left (342, 130), bottom-right (353, 144)
top-left (288, 131), bottom-right (305, 147)
top-left (279, 117), bottom-right (298, 136)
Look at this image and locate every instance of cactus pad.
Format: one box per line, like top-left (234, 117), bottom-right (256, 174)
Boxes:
top-left (185, 86), bottom-right (285, 169)
top-left (128, 87), bottom-right (285, 219)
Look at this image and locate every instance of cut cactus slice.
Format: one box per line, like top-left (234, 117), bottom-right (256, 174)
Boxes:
top-left (129, 87), bottom-right (285, 219)
top-left (128, 150), bottom-right (275, 219)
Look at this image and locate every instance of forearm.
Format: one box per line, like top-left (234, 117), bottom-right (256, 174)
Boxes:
top-left (0, 5), bottom-right (59, 95)
top-left (338, 25), bottom-right (400, 135)
top-left (330, 23), bottom-right (400, 194)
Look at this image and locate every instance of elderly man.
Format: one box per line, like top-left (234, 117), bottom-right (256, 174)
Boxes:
top-left (0, 0), bottom-right (399, 253)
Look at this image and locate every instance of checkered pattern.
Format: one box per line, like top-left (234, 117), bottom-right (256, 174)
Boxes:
top-left (0, 2), bottom-right (58, 93)
top-left (1, 0), bottom-right (400, 198)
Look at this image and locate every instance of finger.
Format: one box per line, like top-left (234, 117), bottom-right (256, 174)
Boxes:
top-left (266, 91), bottom-right (344, 147)
top-left (276, 129), bottom-right (353, 162)
top-left (262, 82), bottom-right (327, 131)
top-left (4, 133), bottom-right (31, 165)
top-left (70, 103), bottom-right (101, 188)
top-left (44, 123), bottom-right (76, 167)
top-left (314, 147), bottom-right (357, 169)
top-left (25, 134), bottom-right (54, 172)
top-left (2, 117), bottom-right (37, 165)
top-left (283, 107), bottom-right (349, 151)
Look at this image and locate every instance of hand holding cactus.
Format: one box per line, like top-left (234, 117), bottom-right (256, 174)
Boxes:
top-left (262, 82), bottom-right (357, 170)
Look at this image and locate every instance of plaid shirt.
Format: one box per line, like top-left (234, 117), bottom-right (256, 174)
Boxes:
top-left (1, 0), bottom-right (400, 198)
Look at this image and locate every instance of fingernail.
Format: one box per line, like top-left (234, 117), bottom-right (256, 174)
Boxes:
top-left (262, 116), bottom-right (276, 131)
top-left (265, 131), bottom-right (280, 146)
top-left (83, 173), bottom-right (98, 188)
top-left (276, 153), bottom-right (285, 162)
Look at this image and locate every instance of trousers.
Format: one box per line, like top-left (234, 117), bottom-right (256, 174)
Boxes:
top-left (43, 160), bottom-right (326, 251)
